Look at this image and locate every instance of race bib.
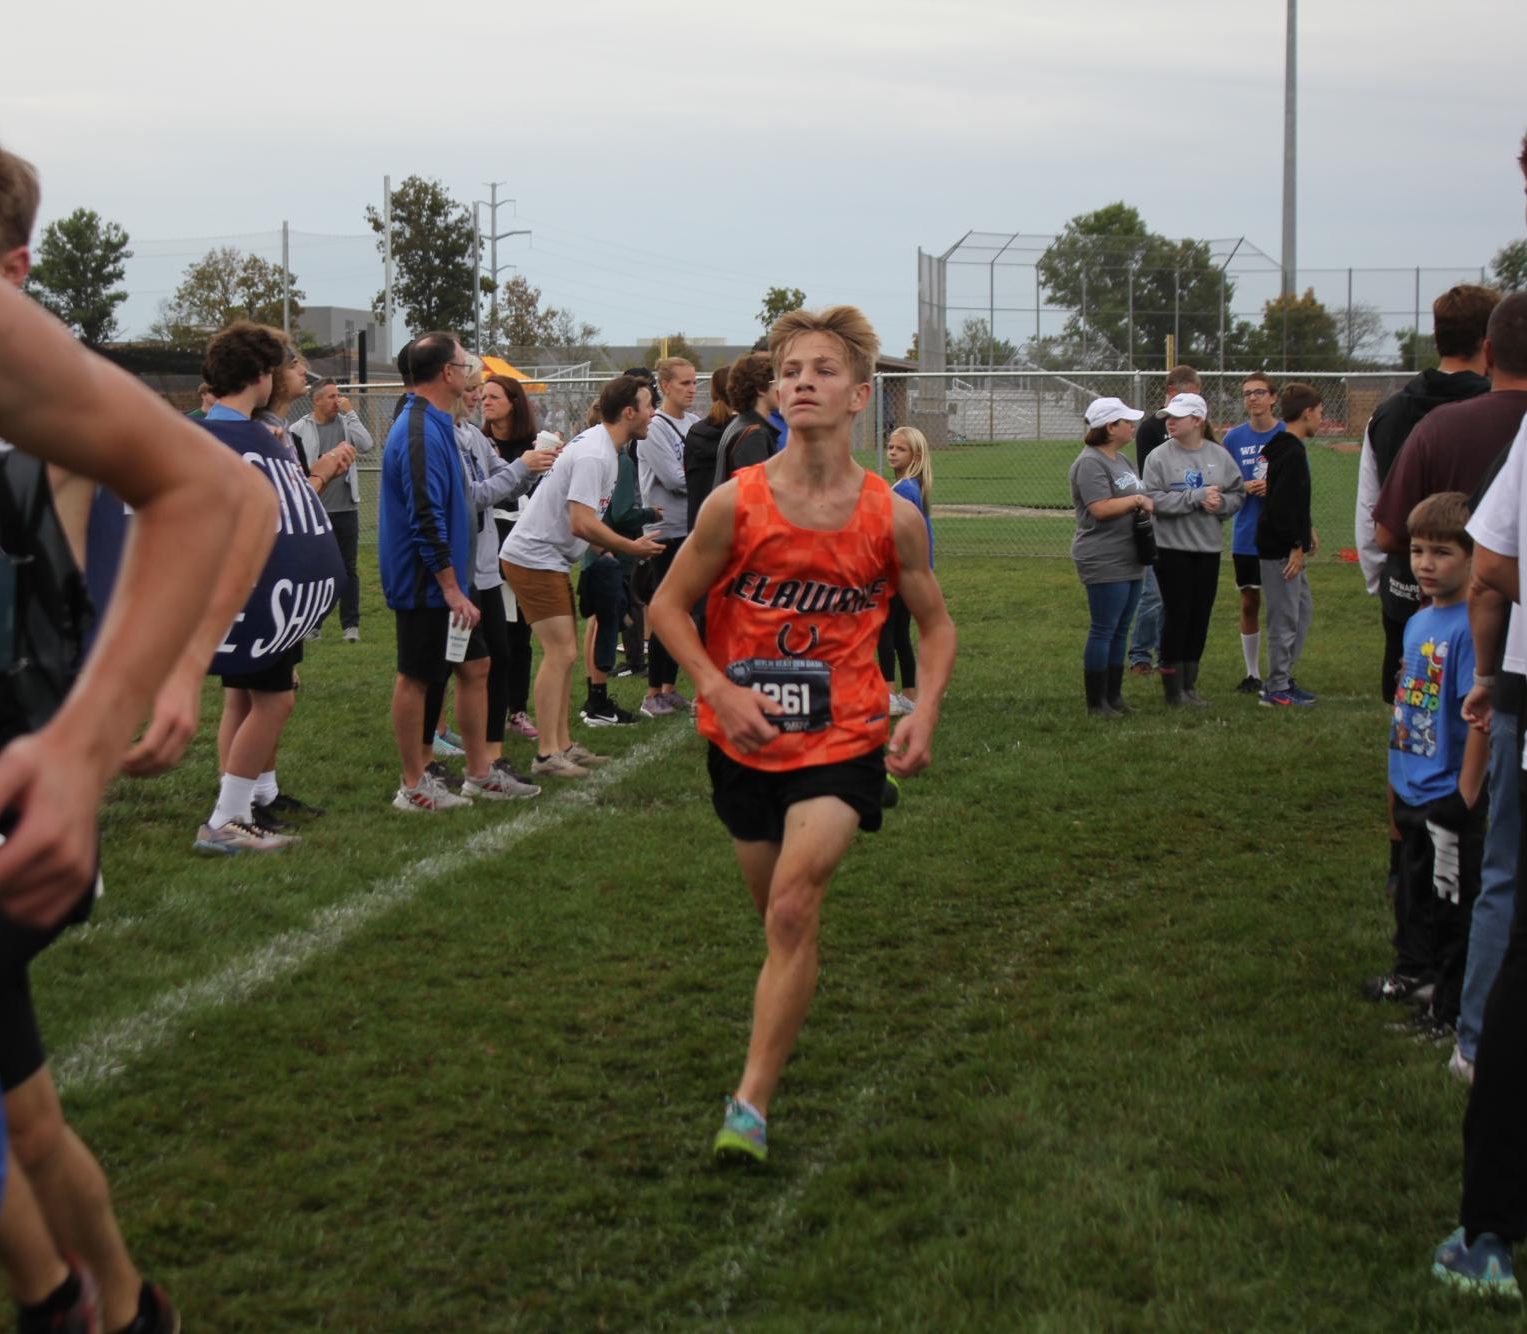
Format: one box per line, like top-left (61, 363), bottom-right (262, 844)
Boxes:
top-left (726, 656), bottom-right (832, 732)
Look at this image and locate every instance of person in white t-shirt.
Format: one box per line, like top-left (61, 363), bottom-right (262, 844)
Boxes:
top-left (499, 375), bottom-right (664, 778)
top-left (640, 357), bottom-right (700, 716)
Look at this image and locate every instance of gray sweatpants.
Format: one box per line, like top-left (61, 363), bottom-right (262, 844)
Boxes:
top-left (1260, 559), bottom-right (1313, 693)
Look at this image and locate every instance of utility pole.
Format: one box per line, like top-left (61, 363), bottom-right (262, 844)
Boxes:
top-left (1281, 0), bottom-right (1297, 298)
top-left (382, 175), bottom-right (394, 361)
top-left (281, 220), bottom-right (290, 337)
top-left (477, 182), bottom-right (530, 348)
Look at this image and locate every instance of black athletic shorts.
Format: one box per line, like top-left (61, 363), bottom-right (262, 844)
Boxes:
top-left (707, 743), bottom-right (885, 843)
top-left (0, 878), bottom-right (96, 1091)
top-left (1232, 553), bottom-right (1262, 590)
top-left (395, 606), bottom-right (488, 684)
top-left (221, 641), bottom-right (302, 693)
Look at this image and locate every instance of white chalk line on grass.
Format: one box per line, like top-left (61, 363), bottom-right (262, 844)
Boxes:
top-left (54, 728), bottom-right (688, 1096)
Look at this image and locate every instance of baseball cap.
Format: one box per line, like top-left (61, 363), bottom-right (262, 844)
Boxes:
top-left (1156, 392), bottom-right (1209, 420)
top-left (1084, 397), bottom-right (1145, 429)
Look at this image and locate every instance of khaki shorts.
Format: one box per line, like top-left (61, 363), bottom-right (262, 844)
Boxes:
top-left (502, 561), bottom-right (577, 625)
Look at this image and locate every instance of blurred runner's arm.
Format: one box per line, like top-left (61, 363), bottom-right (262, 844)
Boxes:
top-left (0, 284), bottom-right (276, 923)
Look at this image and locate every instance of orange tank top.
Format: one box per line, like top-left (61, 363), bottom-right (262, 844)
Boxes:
top-left (697, 464), bottom-right (900, 771)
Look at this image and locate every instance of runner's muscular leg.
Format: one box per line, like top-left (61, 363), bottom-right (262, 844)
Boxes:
top-left (731, 839), bottom-right (781, 920)
top-left (735, 796), bottom-right (862, 1117)
top-left (6, 1069), bottom-right (140, 1329)
top-left (0, 1144), bottom-right (69, 1305)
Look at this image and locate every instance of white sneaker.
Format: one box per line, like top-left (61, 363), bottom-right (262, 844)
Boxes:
top-left (342, 626), bottom-right (360, 643)
top-left (1448, 1045), bottom-right (1476, 1085)
top-left (889, 692), bottom-right (916, 717)
top-left (432, 733), bottom-right (465, 759)
top-left (194, 819), bottom-right (295, 854)
top-left (530, 751), bottom-right (590, 778)
top-left (563, 743), bottom-right (609, 767)
top-left (393, 776), bottom-right (473, 811)
top-left (463, 766), bottom-right (541, 801)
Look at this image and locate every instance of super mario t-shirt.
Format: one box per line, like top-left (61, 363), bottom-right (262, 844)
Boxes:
top-left (1389, 600), bottom-right (1473, 806)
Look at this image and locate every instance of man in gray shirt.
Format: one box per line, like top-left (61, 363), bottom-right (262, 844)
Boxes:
top-left (291, 377), bottom-right (374, 641)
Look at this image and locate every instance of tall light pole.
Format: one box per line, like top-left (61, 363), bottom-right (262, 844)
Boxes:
top-left (1281, 0), bottom-right (1297, 298)
top-left (477, 182), bottom-right (530, 349)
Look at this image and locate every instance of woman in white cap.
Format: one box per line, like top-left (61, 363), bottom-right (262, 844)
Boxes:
top-left (1070, 397), bottom-right (1151, 717)
top-left (1141, 392), bottom-right (1245, 706)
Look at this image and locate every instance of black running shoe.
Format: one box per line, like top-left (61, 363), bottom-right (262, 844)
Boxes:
top-left (1235, 674), bottom-right (1262, 695)
top-left (581, 698), bottom-right (639, 727)
top-left (251, 802), bottom-right (297, 834)
top-left (265, 791), bottom-right (325, 820)
top-left (1361, 971), bottom-right (1428, 1003)
top-left (119, 1280), bottom-right (181, 1334)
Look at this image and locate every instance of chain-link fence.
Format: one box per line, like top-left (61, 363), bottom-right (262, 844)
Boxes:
top-left (921, 232), bottom-right (1496, 376)
top-left (301, 370), bottom-right (1390, 562)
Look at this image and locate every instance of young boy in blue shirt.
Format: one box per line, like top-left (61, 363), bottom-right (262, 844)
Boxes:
top-left (1223, 371), bottom-right (1283, 691)
top-left (1368, 492), bottom-right (1488, 1035)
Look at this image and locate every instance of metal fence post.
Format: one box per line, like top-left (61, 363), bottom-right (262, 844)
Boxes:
top-left (1414, 267), bottom-right (1422, 370)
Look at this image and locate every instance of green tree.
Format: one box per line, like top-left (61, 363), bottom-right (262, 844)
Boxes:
top-left (1240, 289), bottom-right (1342, 371)
top-left (1036, 203), bottom-right (1232, 368)
top-left (1395, 327), bottom-right (1439, 371)
top-left (366, 176), bottom-right (481, 335)
top-left (486, 275), bottom-right (600, 359)
top-left (947, 317), bottom-right (1017, 367)
top-left (26, 208), bottom-right (132, 347)
top-left (641, 333), bottom-right (704, 371)
top-left (151, 247), bottom-right (303, 345)
top-left (1491, 239), bottom-right (1527, 293)
top-left (758, 285), bottom-right (807, 331)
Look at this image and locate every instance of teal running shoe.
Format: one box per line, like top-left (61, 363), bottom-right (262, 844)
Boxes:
top-left (1433, 1227), bottom-right (1520, 1300)
top-left (713, 1096), bottom-right (767, 1164)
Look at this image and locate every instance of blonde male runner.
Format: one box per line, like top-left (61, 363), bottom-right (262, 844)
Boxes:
top-left (649, 305), bottom-right (956, 1162)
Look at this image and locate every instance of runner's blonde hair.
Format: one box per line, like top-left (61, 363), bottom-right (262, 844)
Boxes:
top-left (768, 305), bottom-right (879, 385)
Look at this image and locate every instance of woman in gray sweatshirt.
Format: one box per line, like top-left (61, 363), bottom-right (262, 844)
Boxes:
top-left (1141, 393), bottom-right (1245, 707)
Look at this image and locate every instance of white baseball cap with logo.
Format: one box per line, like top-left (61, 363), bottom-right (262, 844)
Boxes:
top-left (1155, 392), bottom-right (1209, 420)
top-left (1083, 397), bottom-right (1145, 429)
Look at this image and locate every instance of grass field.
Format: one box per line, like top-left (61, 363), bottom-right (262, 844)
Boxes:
top-left (844, 439), bottom-right (1362, 563)
top-left (30, 552), bottom-right (1510, 1330)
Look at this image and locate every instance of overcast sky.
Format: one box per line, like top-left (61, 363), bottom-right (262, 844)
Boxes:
top-left (4, 0), bottom-right (1524, 354)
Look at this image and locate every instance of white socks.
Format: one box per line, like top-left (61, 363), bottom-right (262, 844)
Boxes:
top-left (253, 770), bottom-right (279, 804)
top-left (210, 774), bottom-right (258, 831)
top-left (1242, 632), bottom-right (1262, 678)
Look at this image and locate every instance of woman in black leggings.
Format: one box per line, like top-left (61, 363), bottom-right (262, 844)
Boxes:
top-left (482, 374), bottom-right (549, 738)
top-left (1141, 393), bottom-right (1244, 707)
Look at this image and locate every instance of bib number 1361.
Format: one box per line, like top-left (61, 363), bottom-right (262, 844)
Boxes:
top-left (725, 656), bottom-right (832, 733)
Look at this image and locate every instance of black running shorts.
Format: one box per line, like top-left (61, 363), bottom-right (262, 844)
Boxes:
top-left (0, 879), bottom-right (96, 1091)
top-left (1232, 553), bottom-right (1263, 590)
top-left (707, 743), bottom-right (885, 843)
top-left (221, 642), bottom-right (302, 693)
top-left (395, 607), bottom-right (488, 684)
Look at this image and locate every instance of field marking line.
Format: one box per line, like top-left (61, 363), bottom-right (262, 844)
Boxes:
top-left (54, 728), bottom-right (689, 1096)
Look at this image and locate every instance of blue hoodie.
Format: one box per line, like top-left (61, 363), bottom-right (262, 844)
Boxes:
top-left (378, 395), bottom-right (471, 610)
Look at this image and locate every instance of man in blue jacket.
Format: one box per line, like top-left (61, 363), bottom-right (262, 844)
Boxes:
top-left (379, 333), bottom-right (491, 811)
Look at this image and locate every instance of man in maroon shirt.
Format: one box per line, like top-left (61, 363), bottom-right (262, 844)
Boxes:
top-left (1375, 293), bottom-right (1527, 551)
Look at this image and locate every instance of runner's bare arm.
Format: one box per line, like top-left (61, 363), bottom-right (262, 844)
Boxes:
top-left (123, 448), bottom-right (282, 776)
top-left (0, 284), bottom-right (275, 924)
top-left (648, 482), bottom-right (778, 754)
top-left (886, 496), bottom-right (955, 778)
